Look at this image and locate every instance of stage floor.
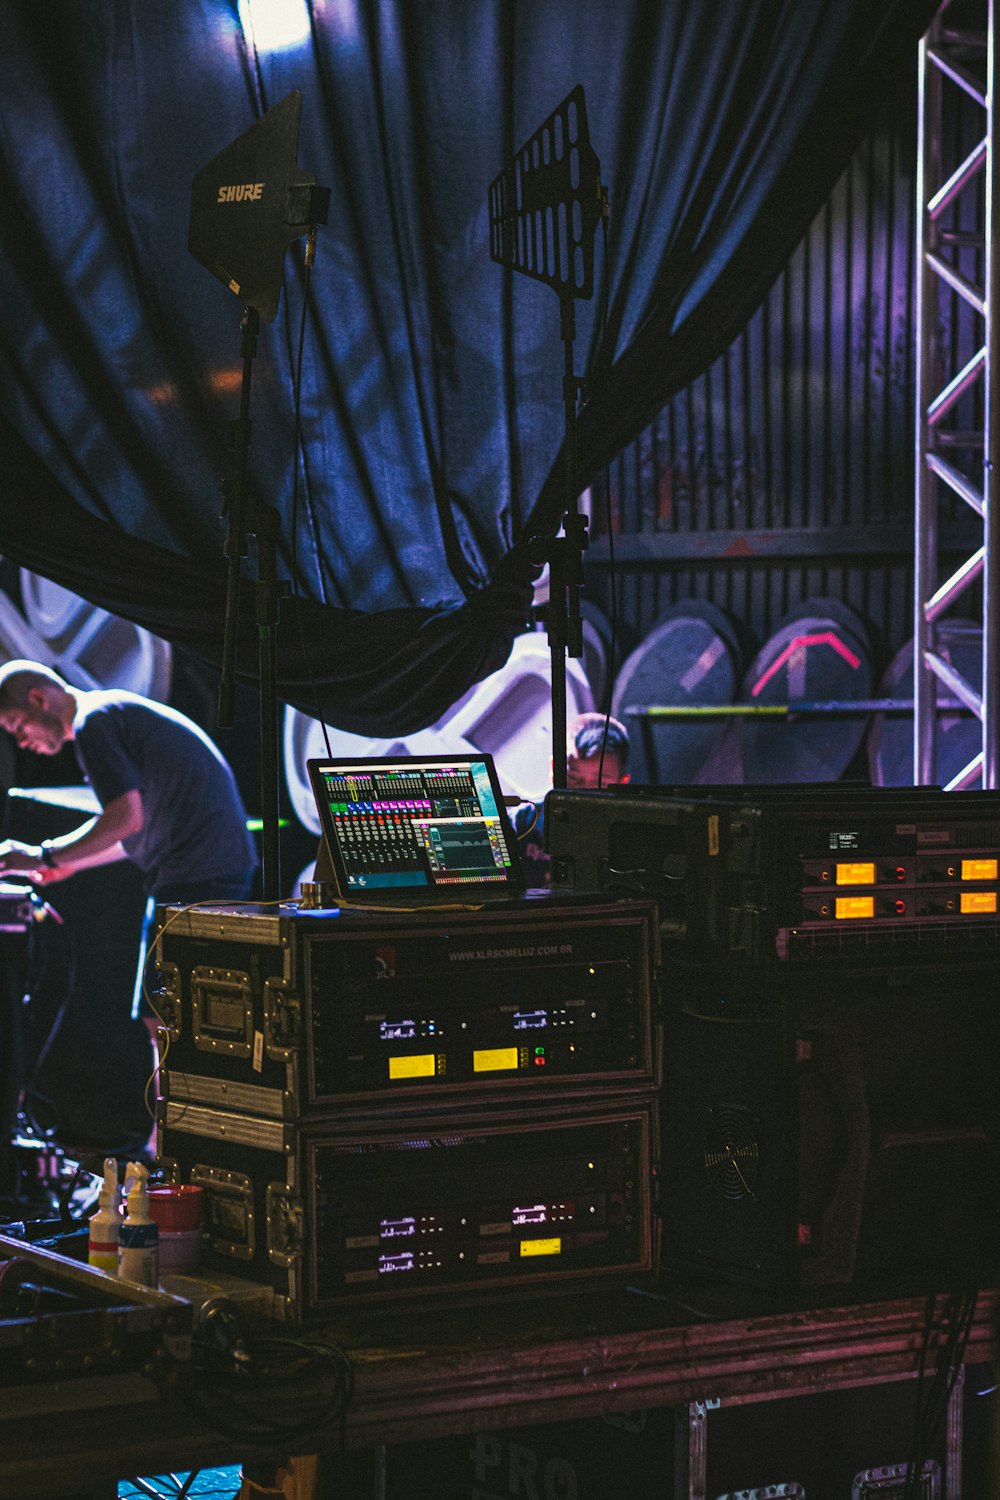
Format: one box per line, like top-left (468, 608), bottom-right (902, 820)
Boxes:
top-left (0, 1255), bottom-right (994, 1499)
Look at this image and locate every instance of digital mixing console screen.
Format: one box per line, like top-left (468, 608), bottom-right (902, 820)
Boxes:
top-left (307, 755), bottom-right (524, 898)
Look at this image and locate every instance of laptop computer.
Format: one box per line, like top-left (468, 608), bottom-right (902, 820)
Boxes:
top-left (306, 754), bottom-right (527, 904)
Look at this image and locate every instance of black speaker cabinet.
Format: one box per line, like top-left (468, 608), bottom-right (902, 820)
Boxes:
top-left (2, 786), bottom-right (150, 1155)
top-left (659, 960), bottom-right (1000, 1291)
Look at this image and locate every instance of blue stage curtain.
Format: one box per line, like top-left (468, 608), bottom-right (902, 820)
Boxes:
top-left (0, 0), bottom-right (936, 732)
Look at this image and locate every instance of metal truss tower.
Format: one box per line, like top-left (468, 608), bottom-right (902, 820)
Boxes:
top-left (915, 0), bottom-right (999, 788)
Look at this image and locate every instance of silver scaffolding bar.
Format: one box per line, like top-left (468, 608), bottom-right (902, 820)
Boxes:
top-left (914, 0), bottom-right (999, 788)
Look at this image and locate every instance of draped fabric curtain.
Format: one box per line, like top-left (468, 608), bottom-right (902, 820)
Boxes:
top-left (0, 0), bottom-right (937, 732)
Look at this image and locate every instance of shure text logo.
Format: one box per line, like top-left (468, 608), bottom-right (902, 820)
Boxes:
top-left (216, 182), bottom-right (265, 203)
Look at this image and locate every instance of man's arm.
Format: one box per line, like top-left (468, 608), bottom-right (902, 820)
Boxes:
top-left (0, 790), bottom-right (142, 880)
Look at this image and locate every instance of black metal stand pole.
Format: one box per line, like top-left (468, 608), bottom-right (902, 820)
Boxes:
top-left (255, 504), bottom-right (282, 902)
top-left (546, 295), bottom-right (588, 789)
top-left (218, 305), bottom-right (259, 731)
top-left (487, 86), bottom-right (601, 792)
top-left (217, 303), bottom-right (283, 902)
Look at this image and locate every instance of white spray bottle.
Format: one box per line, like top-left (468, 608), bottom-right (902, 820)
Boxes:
top-left (87, 1157), bottom-right (121, 1273)
top-left (118, 1160), bottom-right (159, 1287)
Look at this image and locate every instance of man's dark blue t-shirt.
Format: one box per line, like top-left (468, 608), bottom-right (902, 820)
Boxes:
top-left (72, 691), bottom-right (257, 893)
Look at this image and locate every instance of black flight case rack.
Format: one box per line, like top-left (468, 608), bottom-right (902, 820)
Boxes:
top-left (152, 894), bottom-right (660, 1319)
top-left (545, 784), bottom-right (1000, 970)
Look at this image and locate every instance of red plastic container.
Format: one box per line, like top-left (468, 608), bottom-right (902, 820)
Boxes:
top-left (147, 1184), bottom-right (204, 1233)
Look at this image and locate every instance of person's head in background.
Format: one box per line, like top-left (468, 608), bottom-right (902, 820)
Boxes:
top-left (0, 660), bottom-right (76, 756)
top-left (566, 711), bottom-right (630, 790)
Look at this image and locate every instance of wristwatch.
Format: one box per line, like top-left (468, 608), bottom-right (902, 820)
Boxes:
top-left (38, 844), bottom-right (58, 869)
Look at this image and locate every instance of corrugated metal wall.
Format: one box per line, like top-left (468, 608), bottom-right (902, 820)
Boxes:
top-left (584, 72), bottom-right (978, 686)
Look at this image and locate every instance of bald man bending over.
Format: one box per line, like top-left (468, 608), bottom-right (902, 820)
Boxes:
top-left (0, 660), bottom-right (257, 1095)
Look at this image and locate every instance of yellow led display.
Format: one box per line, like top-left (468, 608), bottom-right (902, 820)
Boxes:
top-left (835, 896), bottom-right (875, 920)
top-left (960, 891), bottom-right (998, 914)
top-left (519, 1238), bottom-right (562, 1257)
top-left (388, 1054), bottom-right (436, 1080)
top-left (473, 1047), bottom-right (519, 1073)
top-left (961, 859), bottom-right (998, 882)
top-left (835, 862), bottom-right (876, 886)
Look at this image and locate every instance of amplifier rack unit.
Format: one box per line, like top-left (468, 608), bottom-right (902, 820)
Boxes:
top-left (154, 897), bottom-right (659, 1120)
top-left (158, 1097), bottom-right (656, 1319)
top-left (546, 785), bottom-right (1000, 966)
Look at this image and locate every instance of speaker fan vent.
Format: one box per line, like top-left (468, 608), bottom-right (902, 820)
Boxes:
top-left (704, 1105), bottom-right (760, 1201)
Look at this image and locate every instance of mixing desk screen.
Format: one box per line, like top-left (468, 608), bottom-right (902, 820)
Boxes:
top-left (315, 760), bottom-right (517, 891)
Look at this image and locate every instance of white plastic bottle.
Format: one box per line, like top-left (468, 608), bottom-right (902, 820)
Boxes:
top-left (118, 1161), bottom-right (159, 1287)
top-left (87, 1157), bottom-right (121, 1273)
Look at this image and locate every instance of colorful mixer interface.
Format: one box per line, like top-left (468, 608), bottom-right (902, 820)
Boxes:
top-left (320, 762), bottom-right (514, 889)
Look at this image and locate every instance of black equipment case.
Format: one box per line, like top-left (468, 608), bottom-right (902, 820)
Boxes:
top-left (152, 896), bottom-right (660, 1120)
top-left (0, 1231), bottom-right (191, 1418)
top-left (658, 956), bottom-right (1000, 1289)
top-left (152, 896), bottom-right (660, 1320)
top-left (157, 1095), bottom-right (657, 1321)
top-left (546, 785), bottom-right (1000, 967)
